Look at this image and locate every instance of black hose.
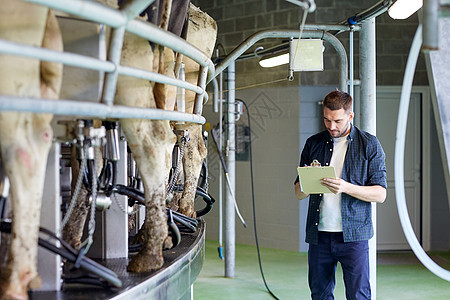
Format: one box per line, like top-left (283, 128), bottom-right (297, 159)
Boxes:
top-left (236, 99), bottom-right (280, 300)
top-left (195, 186), bottom-right (216, 217)
top-left (63, 275), bottom-right (115, 288)
top-left (198, 161), bottom-right (208, 190)
top-left (167, 210), bottom-right (181, 247)
top-left (0, 220), bottom-right (121, 288)
top-left (0, 196), bottom-right (7, 219)
top-left (114, 184), bottom-right (145, 206)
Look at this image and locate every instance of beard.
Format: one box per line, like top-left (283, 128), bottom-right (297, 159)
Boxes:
top-left (328, 122), bottom-right (350, 138)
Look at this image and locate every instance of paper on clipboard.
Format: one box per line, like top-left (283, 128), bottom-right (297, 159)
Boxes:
top-left (297, 166), bottom-right (336, 194)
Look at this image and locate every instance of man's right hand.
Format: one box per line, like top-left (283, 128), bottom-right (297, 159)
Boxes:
top-left (295, 182), bottom-right (309, 200)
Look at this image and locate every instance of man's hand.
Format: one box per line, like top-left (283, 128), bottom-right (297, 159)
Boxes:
top-left (321, 178), bottom-right (347, 194)
top-left (321, 178), bottom-right (386, 203)
top-left (294, 182), bottom-right (309, 200)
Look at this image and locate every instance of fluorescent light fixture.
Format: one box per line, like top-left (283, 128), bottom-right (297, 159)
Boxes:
top-left (388, 0), bottom-right (423, 19)
top-left (259, 52), bottom-right (289, 68)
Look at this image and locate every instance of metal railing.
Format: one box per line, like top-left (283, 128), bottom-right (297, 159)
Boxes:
top-left (0, 0), bottom-right (214, 123)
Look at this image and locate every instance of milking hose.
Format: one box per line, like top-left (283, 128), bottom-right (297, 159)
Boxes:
top-left (395, 24), bottom-right (450, 281)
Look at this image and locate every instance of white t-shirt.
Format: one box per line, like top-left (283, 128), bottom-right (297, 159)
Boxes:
top-left (318, 136), bottom-right (348, 232)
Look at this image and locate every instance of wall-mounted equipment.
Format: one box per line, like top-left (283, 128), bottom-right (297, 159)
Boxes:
top-left (289, 39), bottom-right (324, 72)
top-left (259, 38), bottom-right (324, 71)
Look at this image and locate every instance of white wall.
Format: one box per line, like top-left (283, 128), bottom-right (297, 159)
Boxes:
top-left (201, 84), bottom-right (449, 252)
top-left (202, 85), bottom-right (301, 251)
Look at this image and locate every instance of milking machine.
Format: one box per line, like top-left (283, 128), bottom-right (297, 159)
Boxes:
top-left (0, 116), bottom-right (217, 292)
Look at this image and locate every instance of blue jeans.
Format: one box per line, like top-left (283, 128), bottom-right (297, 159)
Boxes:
top-left (308, 232), bottom-right (371, 300)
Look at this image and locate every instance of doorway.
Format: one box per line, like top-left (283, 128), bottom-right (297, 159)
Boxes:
top-left (376, 87), bottom-right (427, 250)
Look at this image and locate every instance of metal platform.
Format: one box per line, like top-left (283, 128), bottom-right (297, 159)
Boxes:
top-left (29, 221), bottom-right (205, 300)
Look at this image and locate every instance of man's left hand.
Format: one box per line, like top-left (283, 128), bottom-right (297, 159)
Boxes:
top-left (321, 178), bottom-right (347, 194)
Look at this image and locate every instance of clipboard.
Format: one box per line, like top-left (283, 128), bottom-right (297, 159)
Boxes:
top-left (297, 166), bottom-right (336, 194)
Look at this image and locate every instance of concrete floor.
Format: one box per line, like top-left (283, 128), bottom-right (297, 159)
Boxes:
top-left (194, 240), bottom-right (450, 300)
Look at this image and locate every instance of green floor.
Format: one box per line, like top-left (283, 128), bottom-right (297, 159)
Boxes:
top-left (194, 240), bottom-right (450, 300)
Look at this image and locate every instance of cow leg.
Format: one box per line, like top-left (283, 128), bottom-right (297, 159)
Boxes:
top-left (0, 3), bottom-right (62, 298)
top-left (115, 31), bottom-right (176, 272)
top-left (176, 124), bottom-right (207, 218)
top-left (171, 4), bottom-right (215, 218)
top-left (121, 119), bottom-right (175, 272)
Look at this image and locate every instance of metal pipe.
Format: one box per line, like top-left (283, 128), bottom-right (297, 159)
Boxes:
top-left (303, 24), bottom-right (360, 31)
top-left (126, 20), bottom-right (215, 80)
top-left (218, 68), bottom-right (224, 259)
top-left (26, 0), bottom-right (127, 27)
top-left (194, 66), bottom-right (209, 115)
top-left (177, 63), bottom-right (186, 114)
top-left (212, 77), bottom-right (219, 113)
top-left (0, 96), bottom-right (206, 124)
top-left (213, 29), bottom-right (348, 91)
top-left (423, 0), bottom-right (439, 51)
top-left (0, 39), bottom-right (115, 72)
top-left (26, 0), bottom-right (215, 85)
top-left (359, 18), bottom-right (377, 300)
top-left (225, 62), bottom-right (236, 278)
top-left (344, 0), bottom-right (392, 25)
top-left (0, 39), bottom-right (205, 98)
top-left (349, 28), bottom-right (354, 98)
top-left (118, 66), bottom-right (203, 95)
top-left (102, 26), bottom-right (126, 106)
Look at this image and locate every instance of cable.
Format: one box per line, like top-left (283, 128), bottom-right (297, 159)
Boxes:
top-left (236, 99), bottom-right (280, 300)
top-left (61, 143), bottom-right (88, 230)
top-left (210, 124), bottom-right (247, 228)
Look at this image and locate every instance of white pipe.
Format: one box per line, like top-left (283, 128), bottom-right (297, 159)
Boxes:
top-left (212, 78), bottom-right (219, 113)
top-left (26, 0), bottom-right (127, 27)
top-left (194, 66), bottom-right (208, 115)
top-left (126, 20), bottom-right (215, 79)
top-left (225, 62), bottom-right (236, 278)
top-left (0, 96), bottom-right (206, 124)
top-left (0, 39), bottom-right (115, 72)
top-left (359, 18), bottom-right (377, 299)
top-left (102, 26), bottom-right (126, 106)
top-left (423, 0), bottom-right (439, 51)
top-left (395, 24), bottom-right (450, 282)
top-left (26, 0), bottom-right (215, 85)
top-left (119, 66), bottom-right (202, 94)
top-left (214, 29), bottom-right (348, 91)
top-left (349, 29), bottom-right (354, 98)
top-left (177, 63), bottom-right (186, 114)
top-left (218, 70), bottom-right (224, 254)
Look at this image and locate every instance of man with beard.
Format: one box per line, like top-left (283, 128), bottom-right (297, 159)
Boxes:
top-left (294, 90), bottom-right (387, 300)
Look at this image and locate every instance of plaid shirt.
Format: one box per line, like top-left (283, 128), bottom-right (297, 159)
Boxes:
top-left (295, 125), bottom-right (387, 244)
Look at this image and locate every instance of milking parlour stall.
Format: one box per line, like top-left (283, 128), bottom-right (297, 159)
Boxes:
top-left (0, 0), bottom-right (217, 299)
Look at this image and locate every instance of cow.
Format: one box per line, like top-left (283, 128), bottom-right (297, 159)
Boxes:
top-left (116, 0), bottom-right (217, 272)
top-left (62, 0), bottom-right (217, 273)
top-left (0, 0), bottom-right (63, 299)
top-left (174, 3), bottom-right (216, 218)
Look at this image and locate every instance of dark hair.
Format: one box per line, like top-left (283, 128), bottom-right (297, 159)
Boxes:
top-left (322, 90), bottom-right (353, 113)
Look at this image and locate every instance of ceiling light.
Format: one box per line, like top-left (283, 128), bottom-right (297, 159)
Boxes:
top-left (259, 52), bottom-right (289, 68)
top-left (388, 0), bottom-right (423, 19)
